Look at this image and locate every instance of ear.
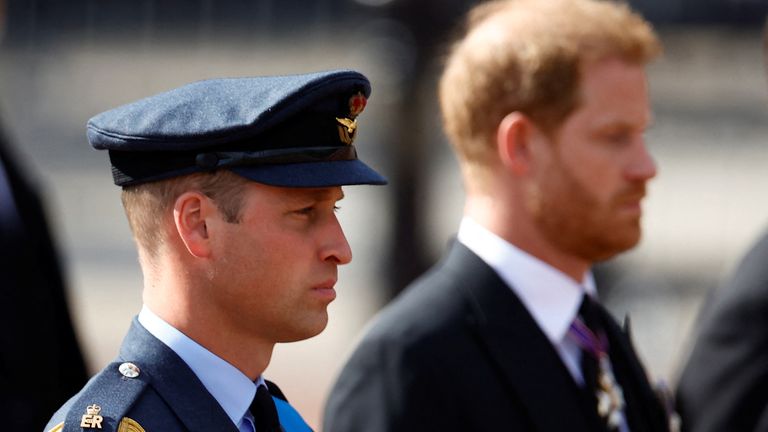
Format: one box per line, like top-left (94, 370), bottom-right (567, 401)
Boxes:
top-left (497, 112), bottom-right (534, 175)
top-left (173, 192), bottom-right (215, 258)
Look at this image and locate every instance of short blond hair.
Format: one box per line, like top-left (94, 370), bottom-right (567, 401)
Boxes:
top-left (439, 0), bottom-right (661, 182)
top-left (121, 170), bottom-right (250, 257)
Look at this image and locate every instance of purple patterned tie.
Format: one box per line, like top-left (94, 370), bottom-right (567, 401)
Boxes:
top-left (569, 296), bottom-right (625, 431)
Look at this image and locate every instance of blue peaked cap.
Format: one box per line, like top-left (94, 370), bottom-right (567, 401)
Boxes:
top-left (87, 70), bottom-right (387, 187)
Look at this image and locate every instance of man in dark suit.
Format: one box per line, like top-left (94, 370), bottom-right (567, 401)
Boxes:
top-left (323, 1), bottom-right (670, 431)
top-left (0, 129), bottom-right (89, 430)
top-left (44, 70), bottom-right (386, 432)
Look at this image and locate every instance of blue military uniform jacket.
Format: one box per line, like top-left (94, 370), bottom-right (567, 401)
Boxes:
top-left (45, 318), bottom-right (311, 432)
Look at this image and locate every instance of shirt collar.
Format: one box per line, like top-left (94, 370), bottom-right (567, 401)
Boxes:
top-left (138, 305), bottom-right (261, 428)
top-left (457, 217), bottom-right (597, 344)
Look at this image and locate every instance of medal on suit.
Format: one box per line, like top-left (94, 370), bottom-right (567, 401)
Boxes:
top-left (569, 314), bottom-right (627, 430)
top-left (596, 356), bottom-right (625, 430)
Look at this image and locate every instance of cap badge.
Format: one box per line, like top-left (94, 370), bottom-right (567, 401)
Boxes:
top-left (336, 92), bottom-right (367, 145)
top-left (80, 404), bottom-right (104, 429)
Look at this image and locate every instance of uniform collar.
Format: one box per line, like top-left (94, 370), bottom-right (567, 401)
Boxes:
top-left (138, 306), bottom-right (262, 428)
top-left (457, 217), bottom-right (596, 345)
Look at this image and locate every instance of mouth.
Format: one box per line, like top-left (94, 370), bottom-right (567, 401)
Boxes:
top-left (616, 198), bottom-right (645, 221)
top-left (311, 279), bottom-right (338, 301)
top-left (616, 187), bottom-right (647, 215)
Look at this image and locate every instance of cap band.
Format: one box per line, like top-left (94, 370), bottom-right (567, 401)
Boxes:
top-left (195, 146), bottom-right (357, 169)
top-left (110, 145), bottom-right (358, 186)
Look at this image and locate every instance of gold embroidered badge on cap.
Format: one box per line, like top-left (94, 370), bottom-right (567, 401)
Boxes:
top-left (336, 92), bottom-right (367, 145)
top-left (117, 417), bottom-right (146, 432)
top-left (80, 404), bottom-right (104, 429)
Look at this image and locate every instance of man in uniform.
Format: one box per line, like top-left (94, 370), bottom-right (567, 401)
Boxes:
top-left (324, 1), bottom-right (671, 431)
top-left (45, 69), bottom-right (386, 432)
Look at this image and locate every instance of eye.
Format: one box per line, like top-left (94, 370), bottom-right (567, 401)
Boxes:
top-left (599, 129), bottom-right (632, 147)
top-left (609, 131), bottom-right (629, 142)
top-left (295, 206), bottom-right (316, 216)
top-left (291, 202), bottom-right (340, 219)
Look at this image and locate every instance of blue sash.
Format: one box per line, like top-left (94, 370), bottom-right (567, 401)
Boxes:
top-left (274, 396), bottom-right (312, 431)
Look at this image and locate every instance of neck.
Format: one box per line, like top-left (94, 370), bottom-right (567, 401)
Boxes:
top-left (141, 252), bottom-right (273, 381)
top-left (464, 193), bottom-right (590, 283)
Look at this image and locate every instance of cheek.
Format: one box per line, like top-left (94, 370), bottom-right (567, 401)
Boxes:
top-left (562, 152), bottom-right (619, 204)
top-left (245, 230), bottom-right (317, 285)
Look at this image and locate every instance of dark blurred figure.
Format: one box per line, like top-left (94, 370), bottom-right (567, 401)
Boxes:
top-left (674, 21), bottom-right (768, 432)
top-left (0, 129), bottom-right (89, 430)
top-left (675, 231), bottom-right (768, 432)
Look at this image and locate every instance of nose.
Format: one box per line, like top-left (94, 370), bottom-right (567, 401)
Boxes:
top-left (625, 139), bottom-right (657, 182)
top-left (321, 215), bottom-right (353, 265)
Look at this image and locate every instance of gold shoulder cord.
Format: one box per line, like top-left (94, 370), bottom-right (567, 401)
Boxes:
top-left (117, 417), bottom-right (146, 432)
top-left (47, 422), bottom-right (64, 432)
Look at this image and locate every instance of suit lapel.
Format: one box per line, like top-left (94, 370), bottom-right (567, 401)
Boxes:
top-left (119, 319), bottom-right (239, 432)
top-left (442, 243), bottom-right (598, 432)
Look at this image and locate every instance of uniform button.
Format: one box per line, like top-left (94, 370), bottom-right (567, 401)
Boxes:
top-left (119, 362), bottom-right (140, 378)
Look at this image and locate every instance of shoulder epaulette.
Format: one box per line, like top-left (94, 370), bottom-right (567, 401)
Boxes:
top-left (47, 361), bottom-right (150, 432)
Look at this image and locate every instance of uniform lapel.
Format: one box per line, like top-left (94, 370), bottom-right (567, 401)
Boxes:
top-left (119, 319), bottom-right (240, 432)
top-left (443, 243), bottom-right (598, 432)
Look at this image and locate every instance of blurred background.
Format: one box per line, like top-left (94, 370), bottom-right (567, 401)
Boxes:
top-left (2, 0), bottom-right (768, 429)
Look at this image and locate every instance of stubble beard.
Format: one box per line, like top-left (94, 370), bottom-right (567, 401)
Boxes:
top-left (530, 166), bottom-right (645, 264)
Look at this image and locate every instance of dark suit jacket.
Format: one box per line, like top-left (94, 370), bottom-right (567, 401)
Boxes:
top-left (45, 318), bottom-right (310, 432)
top-left (676, 231), bottom-right (768, 432)
top-left (0, 135), bottom-right (88, 430)
top-left (324, 242), bottom-right (668, 431)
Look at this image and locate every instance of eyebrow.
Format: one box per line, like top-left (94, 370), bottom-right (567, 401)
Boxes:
top-left (591, 116), bottom-right (652, 132)
top-left (295, 187), bottom-right (345, 202)
top-left (591, 108), bottom-right (653, 130)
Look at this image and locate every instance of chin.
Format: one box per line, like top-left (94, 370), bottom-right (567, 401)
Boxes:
top-left (599, 234), bottom-right (642, 261)
top-left (580, 225), bottom-right (641, 262)
top-left (278, 315), bottom-right (329, 342)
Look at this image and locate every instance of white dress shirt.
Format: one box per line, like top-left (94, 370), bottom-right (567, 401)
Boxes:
top-left (457, 217), bottom-right (596, 384)
top-left (138, 306), bottom-right (265, 432)
top-left (457, 217), bottom-right (630, 432)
